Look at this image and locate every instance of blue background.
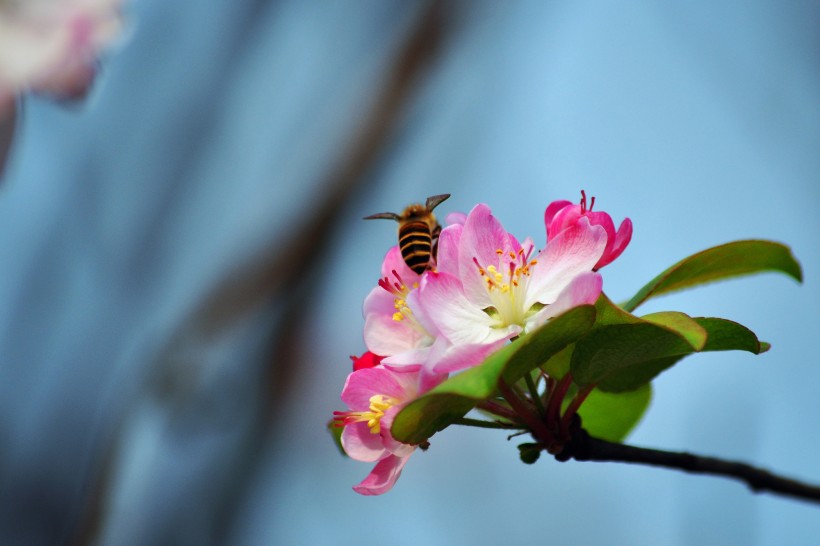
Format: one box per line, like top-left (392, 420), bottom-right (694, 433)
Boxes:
top-left (0, 1), bottom-right (817, 544)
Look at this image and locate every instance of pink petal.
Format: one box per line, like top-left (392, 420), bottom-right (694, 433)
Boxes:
top-left (435, 224), bottom-right (462, 277)
top-left (380, 246), bottom-right (420, 286)
top-left (353, 453), bottom-right (411, 496)
top-left (418, 271), bottom-right (495, 345)
top-left (341, 422), bottom-right (386, 462)
top-left (524, 218), bottom-right (607, 309)
top-left (596, 217), bottom-right (633, 269)
top-left (381, 349), bottom-right (428, 372)
top-left (380, 406), bottom-right (417, 457)
top-left (429, 337), bottom-right (511, 374)
top-left (527, 272), bottom-right (602, 330)
top-left (340, 368), bottom-right (409, 409)
top-left (545, 204), bottom-right (583, 240)
top-left (404, 288), bottom-right (438, 337)
top-left (444, 211), bottom-right (467, 226)
top-left (544, 200), bottom-right (573, 238)
top-left (362, 285), bottom-right (396, 318)
top-left (458, 204), bottom-right (514, 308)
top-left (363, 312), bottom-right (426, 357)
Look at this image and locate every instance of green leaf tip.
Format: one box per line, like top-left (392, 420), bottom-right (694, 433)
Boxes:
top-left (624, 240), bottom-right (803, 313)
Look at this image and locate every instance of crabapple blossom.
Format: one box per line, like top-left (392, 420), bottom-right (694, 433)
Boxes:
top-left (415, 203), bottom-right (606, 371)
top-left (544, 191), bottom-right (632, 270)
top-left (333, 365), bottom-right (444, 495)
top-left (362, 245), bottom-right (508, 374)
top-left (362, 246), bottom-right (431, 368)
top-left (0, 0), bottom-right (125, 114)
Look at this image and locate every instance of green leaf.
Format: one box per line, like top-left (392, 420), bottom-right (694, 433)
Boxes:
top-left (623, 240), bottom-right (802, 313)
top-left (391, 305), bottom-right (597, 445)
top-left (578, 383), bottom-right (652, 442)
top-left (642, 312), bottom-right (708, 350)
top-left (578, 316), bottom-right (770, 393)
top-left (571, 317), bottom-right (705, 391)
top-left (542, 345), bottom-right (573, 379)
top-left (694, 317), bottom-right (769, 354)
top-left (595, 292), bottom-right (643, 326)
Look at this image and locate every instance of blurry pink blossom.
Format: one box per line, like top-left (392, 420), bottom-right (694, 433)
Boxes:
top-left (0, 0), bottom-right (125, 114)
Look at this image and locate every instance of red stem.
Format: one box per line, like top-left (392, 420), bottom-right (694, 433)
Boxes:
top-left (545, 373), bottom-right (574, 432)
top-left (560, 384), bottom-right (595, 438)
top-left (497, 379), bottom-right (553, 445)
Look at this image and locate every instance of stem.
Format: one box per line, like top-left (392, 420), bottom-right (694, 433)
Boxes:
top-left (545, 373), bottom-right (574, 433)
top-left (524, 373), bottom-right (545, 417)
top-left (558, 425), bottom-right (820, 505)
top-left (477, 400), bottom-right (520, 422)
top-left (559, 384), bottom-right (595, 437)
top-left (451, 417), bottom-right (521, 430)
top-left (497, 379), bottom-right (553, 444)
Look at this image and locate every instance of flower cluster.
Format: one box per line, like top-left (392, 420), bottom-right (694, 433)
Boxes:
top-left (333, 192), bottom-right (631, 494)
top-left (0, 0), bottom-right (126, 115)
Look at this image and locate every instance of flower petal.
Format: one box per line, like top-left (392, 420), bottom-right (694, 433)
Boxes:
top-left (527, 271), bottom-right (602, 330)
top-left (544, 200), bottom-right (573, 239)
top-left (363, 312), bottom-right (424, 357)
top-left (458, 204), bottom-right (513, 308)
top-left (380, 406), bottom-right (417, 457)
top-left (340, 368), bottom-right (409, 409)
top-left (435, 223), bottom-right (462, 277)
top-left (352, 453), bottom-right (411, 496)
top-left (380, 245), bottom-right (420, 283)
top-left (341, 422), bottom-right (385, 462)
top-left (525, 218), bottom-right (607, 308)
top-left (597, 217), bottom-right (633, 269)
top-left (418, 271), bottom-right (496, 345)
top-left (362, 285), bottom-right (396, 318)
top-left (429, 337), bottom-right (511, 374)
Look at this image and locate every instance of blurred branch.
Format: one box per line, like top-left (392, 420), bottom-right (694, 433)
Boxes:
top-left (0, 102), bottom-right (15, 178)
top-left (556, 421), bottom-right (820, 505)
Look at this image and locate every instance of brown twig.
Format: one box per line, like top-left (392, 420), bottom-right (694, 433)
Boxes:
top-left (555, 420), bottom-right (820, 505)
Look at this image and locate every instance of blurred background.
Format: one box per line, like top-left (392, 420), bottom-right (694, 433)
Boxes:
top-left (0, 1), bottom-right (818, 544)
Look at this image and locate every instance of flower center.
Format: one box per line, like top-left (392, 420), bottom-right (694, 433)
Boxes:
top-left (473, 245), bottom-right (538, 328)
top-left (333, 394), bottom-right (400, 434)
top-left (378, 269), bottom-right (428, 333)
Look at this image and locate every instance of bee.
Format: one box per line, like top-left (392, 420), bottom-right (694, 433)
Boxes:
top-left (364, 193), bottom-right (451, 274)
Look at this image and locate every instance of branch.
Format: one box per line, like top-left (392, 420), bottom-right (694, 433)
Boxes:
top-left (556, 423), bottom-right (820, 505)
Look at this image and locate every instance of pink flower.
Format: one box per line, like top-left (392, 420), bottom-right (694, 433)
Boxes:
top-left (544, 191), bottom-right (632, 270)
top-left (415, 203), bottom-right (606, 371)
top-left (0, 0), bottom-right (125, 113)
top-left (362, 246), bottom-right (434, 369)
top-left (333, 366), bottom-right (444, 495)
top-left (363, 245), bottom-right (505, 374)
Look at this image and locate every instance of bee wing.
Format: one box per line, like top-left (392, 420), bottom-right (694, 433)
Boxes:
top-left (425, 193), bottom-right (451, 211)
top-left (363, 212), bottom-right (401, 221)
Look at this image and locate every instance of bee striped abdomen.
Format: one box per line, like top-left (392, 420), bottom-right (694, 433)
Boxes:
top-left (399, 221), bottom-right (433, 274)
